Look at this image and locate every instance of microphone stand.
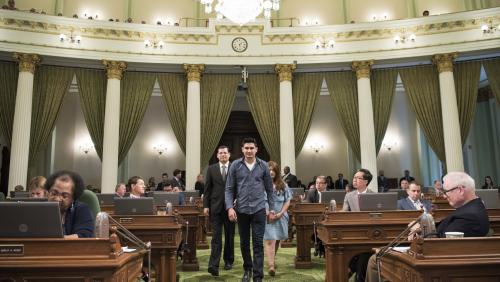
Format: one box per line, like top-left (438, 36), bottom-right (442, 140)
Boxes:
top-left (108, 214), bottom-right (152, 280)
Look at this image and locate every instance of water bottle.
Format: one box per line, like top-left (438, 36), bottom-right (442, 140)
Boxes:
top-left (330, 199), bottom-right (336, 212)
top-left (189, 197), bottom-right (194, 204)
top-left (166, 201), bottom-right (173, 215)
top-left (95, 212), bottom-right (109, 238)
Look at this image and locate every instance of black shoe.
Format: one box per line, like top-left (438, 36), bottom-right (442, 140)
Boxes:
top-left (253, 279), bottom-right (262, 282)
top-left (208, 267), bottom-right (219, 277)
top-left (241, 270), bottom-right (252, 282)
top-left (224, 263), bottom-right (233, 270)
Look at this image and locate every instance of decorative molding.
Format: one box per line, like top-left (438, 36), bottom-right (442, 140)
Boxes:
top-left (13, 52), bottom-right (40, 73)
top-left (352, 60), bottom-right (373, 79)
top-left (275, 63), bottom-right (296, 82)
top-left (432, 52), bottom-right (458, 73)
top-left (184, 64), bottom-right (205, 82)
top-left (102, 60), bottom-right (127, 80)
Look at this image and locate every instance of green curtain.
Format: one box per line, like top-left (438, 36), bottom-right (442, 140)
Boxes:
top-left (482, 58), bottom-right (500, 105)
top-left (371, 68), bottom-right (398, 154)
top-left (454, 61), bottom-right (481, 144)
top-left (324, 71), bottom-right (361, 161)
top-left (29, 66), bottom-right (74, 167)
top-left (157, 73), bottom-right (187, 154)
top-left (247, 74), bottom-right (281, 162)
top-left (200, 74), bottom-right (239, 167)
top-left (0, 61), bottom-right (19, 148)
top-left (292, 73), bottom-right (323, 156)
top-left (75, 68), bottom-right (107, 160)
top-left (118, 72), bottom-right (156, 165)
top-left (399, 65), bottom-right (446, 163)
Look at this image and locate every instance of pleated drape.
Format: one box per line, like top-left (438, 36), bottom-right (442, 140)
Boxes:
top-left (157, 73), bottom-right (188, 154)
top-left (371, 68), bottom-right (398, 154)
top-left (0, 61), bottom-right (19, 148)
top-left (399, 65), bottom-right (446, 163)
top-left (118, 72), bottom-right (156, 164)
top-left (482, 58), bottom-right (500, 105)
top-left (324, 71), bottom-right (361, 161)
top-left (75, 68), bottom-right (107, 160)
top-left (247, 74), bottom-right (281, 162)
top-left (29, 66), bottom-right (74, 166)
top-left (454, 61), bottom-right (481, 144)
top-left (292, 73), bottom-right (323, 156)
top-left (200, 74), bottom-right (239, 167)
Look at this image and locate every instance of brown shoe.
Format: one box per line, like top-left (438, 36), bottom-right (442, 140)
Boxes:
top-left (268, 266), bottom-right (275, 276)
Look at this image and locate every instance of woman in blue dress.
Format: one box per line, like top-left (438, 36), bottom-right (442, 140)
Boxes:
top-left (264, 161), bottom-right (292, 276)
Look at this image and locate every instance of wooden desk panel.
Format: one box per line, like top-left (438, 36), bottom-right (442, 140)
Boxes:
top-left (0, 238), bottom-right (144, 282)
top-left (174, 205), bottom-right (201, 271)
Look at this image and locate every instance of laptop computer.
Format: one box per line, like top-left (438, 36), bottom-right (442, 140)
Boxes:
top-left (320, 191), bottom-right (346, 204)
top-left (387, 189), bottom-right (408, 199)
top-left (7, 197), bottom-right (48, 202)
top-left (0, 202), bottom-right (63, 238)
top-left (475, 190), bottom-right (500, 209)
top-left (114, 197), bottom-right (155, 215)
top-left (289, 188), bottom-right (305, 197)
top-left (96, 193), bottom-right (116, 205)
top-left (151, 192), bottom-right (182, 206)
top-left (359, 193), bottom-right (398, 211)
top-left (10, 191), bottom-right (30, 198)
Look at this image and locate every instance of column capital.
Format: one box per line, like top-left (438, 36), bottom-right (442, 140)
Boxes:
top-left (13, 53), bottom-right (41, 74)
top-left (184, 64), bottom-right (205, 82)
top-left (275, 63), bottom-right (296, 82)
top-left (352, 60), bottom-right (374, 79)
top-left (432, 52), bottom-right (458, 73)
top-left (102, 60), bottom-right (127, 80)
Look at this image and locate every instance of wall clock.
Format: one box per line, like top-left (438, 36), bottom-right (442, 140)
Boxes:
top-left (231, 37), bottom-right (248, 53)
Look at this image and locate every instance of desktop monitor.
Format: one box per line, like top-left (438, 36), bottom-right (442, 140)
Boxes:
top-left (289, 188), bottom-right (305, 197)
top-left (10, 191), bottom-right (30, 198)
top-left (475, 189), bottom-right (500, 209)
top-left (7, 197), bottom-right (48, 202)
top-left (182, 191), bottom-right (199, 200)
top-left (359, 193), bottom-right (398, 211)
top-left (320, 191), bottom-right (346, 204)
top-left (387, 189), bottom-right (408, 200)
top-left (96, 193), bottom-right (116, 205)
top-left (151, 192), bottom-right (183, 206)
top-left (114, 197), bottom-right (155, 215)
top-left (0, 202), bottom-right (63, 238)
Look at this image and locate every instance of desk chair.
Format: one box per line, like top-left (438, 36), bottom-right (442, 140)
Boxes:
top-left (79, 189), bottom-right (101, 219)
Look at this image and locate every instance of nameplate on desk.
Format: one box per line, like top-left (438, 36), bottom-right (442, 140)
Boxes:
top-left (119, 218), bottom-right (134, 224)
top-left (369, 212), bottom-right (383, 219)
top-left (0, 244), bottom-right (24, 256)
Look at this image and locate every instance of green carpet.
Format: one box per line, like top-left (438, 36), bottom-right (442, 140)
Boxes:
top-left (177, 235), bottom-right (325, 282)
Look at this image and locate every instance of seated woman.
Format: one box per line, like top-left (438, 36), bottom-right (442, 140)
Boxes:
top-left (45, 170), bottom-right (94, 238)
top-left (29, 176), bottom-right (47, 198)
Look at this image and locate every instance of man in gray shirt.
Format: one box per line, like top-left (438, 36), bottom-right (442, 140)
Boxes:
top-left (225, 137), bottom-right (275, 282)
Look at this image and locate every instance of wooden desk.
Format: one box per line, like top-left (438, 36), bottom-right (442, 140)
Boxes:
top-left (380, 237), bottom-right (500, 281)
top-left (317, 210), bottom-right (421, 281)
top-left (174, 205), bottom-right (201, 271)
top-left (195, 198), bottom-right (209, 250)
top-left (0, 237), bottom-right (144, 281)
top-left (293, 203), bottom-right (328, 268)
top-left (110, 214), bottom-right (182, 282)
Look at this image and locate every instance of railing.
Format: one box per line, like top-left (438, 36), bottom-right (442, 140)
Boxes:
top-left (270, 17), bottom-right (300, 27)
top-left (178, 17), bottom-right (210, 27)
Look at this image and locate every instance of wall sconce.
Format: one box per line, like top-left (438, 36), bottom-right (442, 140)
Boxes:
top-left (310, 143), bottom-right (324, 153)
top-left (153, 144), bottom-right (168, 155)
top-left (481, 22), bottom-right (498, 34)
top-left (394, 33), bottom-right (416, 44)
top-left (59, 32), bottom-right (82, 44)
top-left (144, 39), bottom-right (165, 49)
top-left (314, 38), bottom-right (335, 49)
top-left (382, 140), bottom-right (398, 151)
top-left (83, 12), bottom-right (98, 19)
top-left (79, 142), bottom-right (94, 154)
top-left (371, 13), bottom-right (388, 21)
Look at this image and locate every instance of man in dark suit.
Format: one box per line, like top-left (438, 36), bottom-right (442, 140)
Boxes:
top-left (377, 170), bottom-right (389, 192)
top-left (282, 166), bottom-right (298, 188)
top-left (156, 173), bottom-right (169, 191)
top-left (203, 146), bottom-right (235, 276)
top-left (334, 173), bottom-right (349, 190)
top-left (397, 182), bottom-right (432, 212)
top-left (305, 175), bottom-right (327, 203)
top-left (400, 169), bottom-right (415, 183)
top-left (171, 169), bottom-right (185, 191)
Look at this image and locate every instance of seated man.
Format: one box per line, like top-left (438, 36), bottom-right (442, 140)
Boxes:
top-left (29, 176), bottom-right (47, 198)
top-left (365, 171), bottom-right (490, 282)
top-left (397, 182), bottom-right (432, 212)
top-left (163, 181), bottom-right (186, 205)
top-left (45, 170), bottom-right (95, 238)
top-left (115, 183), bottom-right (126, 198)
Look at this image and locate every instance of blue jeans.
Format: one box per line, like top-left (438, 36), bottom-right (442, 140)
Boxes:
top-left (237, 208), bottom-right (266, 280)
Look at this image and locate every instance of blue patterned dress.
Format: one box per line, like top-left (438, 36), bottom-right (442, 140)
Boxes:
top-left (264, 185), bottom-right (292, 240)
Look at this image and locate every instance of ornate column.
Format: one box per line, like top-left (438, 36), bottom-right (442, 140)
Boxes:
top-left (433, 53), bottom-right (464, 172)
top-left (8, 53), bottom-right (40, 193)
top-left (352, 60), bottom-right (378, 192)
top-left (184, 64), bottom-right (204, 191)
top-left (275, 63), bottom-right (296, 174)
top-left (101, 60), bottom-right (127, 193)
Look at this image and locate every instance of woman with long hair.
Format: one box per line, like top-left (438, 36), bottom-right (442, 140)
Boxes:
top-left (482, 176), bottom-right (494, 189)
top-left (263, 161), bottom-right (292, 276)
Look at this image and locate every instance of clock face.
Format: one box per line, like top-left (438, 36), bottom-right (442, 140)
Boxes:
top-left (232, 37), bottom-right (248, 53)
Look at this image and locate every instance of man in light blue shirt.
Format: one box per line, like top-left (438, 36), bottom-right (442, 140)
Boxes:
top-left (225, 137), bottom-right (275, 282)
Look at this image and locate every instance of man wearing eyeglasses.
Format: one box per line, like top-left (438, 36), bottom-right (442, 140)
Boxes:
top-left (343, 168), bottom-right (373, 211)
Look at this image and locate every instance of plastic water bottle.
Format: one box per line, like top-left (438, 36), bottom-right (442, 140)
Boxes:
top-left (330, 199), bottom-right (336, 212)
top-left (166, 201), bottom-right (173, 215)
top-left (95, 212), bottom-right (109, 238)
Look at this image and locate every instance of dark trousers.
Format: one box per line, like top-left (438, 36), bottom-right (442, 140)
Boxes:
top-left (237, 208), bottom-right (266, 280)
top-left (208, 210), bottom-right (235, 269)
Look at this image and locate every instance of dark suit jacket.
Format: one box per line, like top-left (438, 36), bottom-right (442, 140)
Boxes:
top-left (171, 177), bottom-right (184, 190)
top-left (283, 173), bottom-right (298, 188)
top-left (305, 188), bottom-right (320, 203)
top-left (334, 179), bottom-right (348, 190)
top-left (64, 201), bottom-right (95, 238)
top-left (397, 197), bottom-right (432, 212)
top-left (436, 198), bottom-right (490, 237)
top-left (377, 176), bottom-right (389, 192)
top-left (203, 163), bottom-right (229, 215)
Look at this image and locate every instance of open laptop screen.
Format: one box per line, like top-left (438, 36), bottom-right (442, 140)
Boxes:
top-left (0, 202), bottom-right (63, 238)
top-left (114, 197), bottom-right (155, 215)
top-left (321, 191), bottom-right (346, 204)
top-left (359, 193), bottom-right (398, 211)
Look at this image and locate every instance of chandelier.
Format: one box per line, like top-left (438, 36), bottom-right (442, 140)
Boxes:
top-left (200, 0), bottom-right (280, 25)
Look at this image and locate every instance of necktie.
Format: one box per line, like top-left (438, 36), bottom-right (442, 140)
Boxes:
top-left (221, 165), bottom-right (227, 181)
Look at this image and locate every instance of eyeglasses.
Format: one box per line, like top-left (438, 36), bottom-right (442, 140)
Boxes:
top-left (440, 186), bottom-right (461, 196)
top-left (48, 189), bottom-right (72, 200)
